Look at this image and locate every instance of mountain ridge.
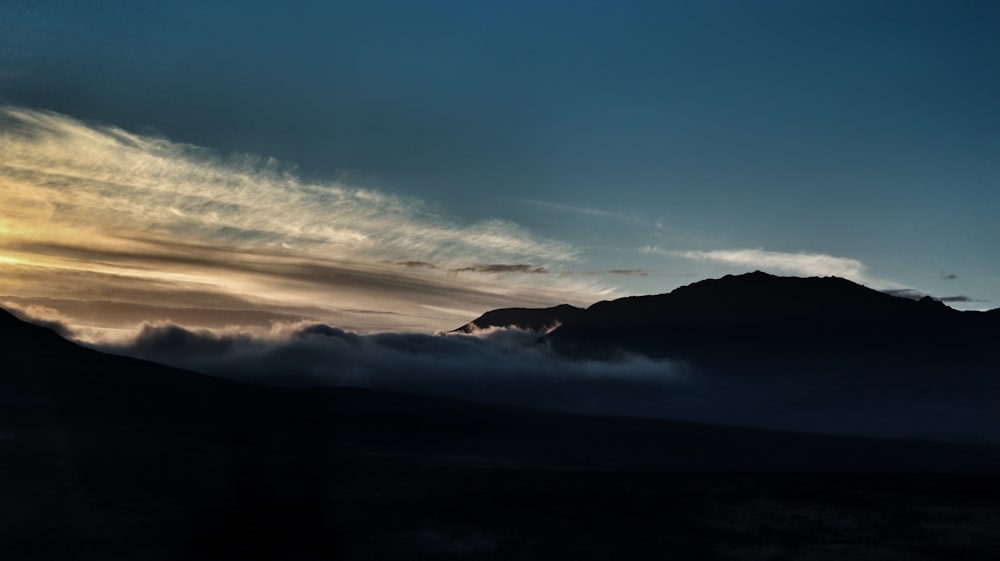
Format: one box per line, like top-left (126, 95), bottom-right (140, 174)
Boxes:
top-left (5, 285), bottom-right (1000, 559)
top-left (455, 303), bottom-right (587, 333)
top-left (2, 298), bottom-right (999, 471)
top-left (454, 271), bottom-right (1000, 444)
top-left (460, 271), bottom-right (989, 333)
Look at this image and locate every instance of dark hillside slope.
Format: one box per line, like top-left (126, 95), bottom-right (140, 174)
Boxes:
top-left (3, 305), bottom-right (999, 472)
top-left (5, 306), bottom-right (1000, 561)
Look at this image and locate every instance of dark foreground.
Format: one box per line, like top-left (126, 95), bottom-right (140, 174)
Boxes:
top-left (4, 309), bottom-right (1000, 559)
top-left (5, 446), bottom-right (1000, 560)
top-left (6, 380), bottom-right (1000, 561)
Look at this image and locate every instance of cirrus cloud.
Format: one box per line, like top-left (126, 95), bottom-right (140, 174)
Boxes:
top-left (676, 248), bottom-right (868, 281)
top-left (0, 106), bottom-right (617, 332)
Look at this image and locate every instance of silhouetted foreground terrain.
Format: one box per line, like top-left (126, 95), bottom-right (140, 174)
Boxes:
top-left (4, 271), bottom-right (1000, 559)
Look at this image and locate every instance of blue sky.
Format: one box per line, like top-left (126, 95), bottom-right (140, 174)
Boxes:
top-left (1, 0), bottom-right (998, 334)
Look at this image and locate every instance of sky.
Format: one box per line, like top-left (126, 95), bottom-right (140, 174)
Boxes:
top-left (2, 0), bottom-right (999, 339)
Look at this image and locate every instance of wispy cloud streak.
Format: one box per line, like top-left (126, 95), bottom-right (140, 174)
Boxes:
top-left (673, 248), bottom-right (868, 281)
top-left (1, 106), bottom-right (575, 263)
top-left (0, 106), bottom-right (613, 331)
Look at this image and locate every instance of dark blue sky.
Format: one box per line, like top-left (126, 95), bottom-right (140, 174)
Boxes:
top-left (2, 0), bottom-right (999, 316)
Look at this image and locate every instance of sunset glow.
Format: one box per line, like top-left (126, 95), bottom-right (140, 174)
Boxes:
top-left (2, 1), bottom-right (997, 338)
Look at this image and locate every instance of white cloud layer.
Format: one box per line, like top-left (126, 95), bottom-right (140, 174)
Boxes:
top-left (83, 320), bottom-right (685, 419)
top-left (678, 248), bottom-right (868, 281)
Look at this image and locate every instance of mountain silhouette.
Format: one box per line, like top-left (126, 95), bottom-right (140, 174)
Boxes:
top-left (458, 271), bottom-right (999, 354)
top-left (554, 271), bottom-right (998, 354)
top-left (462, 270), bottom-right (991, 333)
top-left (7, 303), bottom-right (996, 472)
top-left (4, 293), bottom-right (1000, 474)
top-left (458, 272), bottom-right (1000, 444)
top-left (456, 303), bottom-right (586, 333)
top-left (5, 294), bottom-right (1000, 559)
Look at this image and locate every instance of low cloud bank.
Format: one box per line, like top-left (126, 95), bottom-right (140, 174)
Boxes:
top-left (93, 322), bottom-right (689, 418)
top-left (12, 302), bottom-right (997, 445)
top-left (94, 320), bottom-right (1000, 445)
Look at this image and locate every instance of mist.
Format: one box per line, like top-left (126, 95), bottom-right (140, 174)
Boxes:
top-left (9, 297), bottom-right (996, 446)
top-left (91, 322), bottom-right (692, 419)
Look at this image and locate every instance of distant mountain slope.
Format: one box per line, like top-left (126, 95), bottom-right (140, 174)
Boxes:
top-left (456, 272), bottom-right (1000, 444)
top-left (457, 271), bottom-right (999, 352)
top-left (5, 299), bottom-right (1000, 560)
top-left (549, 271), bottom-right (999, 354)
top-left (462, 271), bottom-right (994, 332)
top-left (455, 303), bottom-right (586, 333)
top-left (582, 271), bottom-right (956, 325)
top-left (3, 305), bottom-right (999, 473)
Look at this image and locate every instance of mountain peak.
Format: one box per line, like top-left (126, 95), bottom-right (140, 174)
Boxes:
top-left (461, 272), bottom-right (980, 334)
top-left (455, 303), bottom-right (587, 333)
top-left (587, 272), bottom-right (911, 326)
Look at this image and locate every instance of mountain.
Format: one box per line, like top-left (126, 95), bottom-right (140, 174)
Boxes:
top-left (455, 303), bottom-right (586, 333)
top-left (557, 271), bottom-right (997, 353)
top-left (457, 270), bottom-right (1000, 358)
top-left (5, 301), bottom-right (1000, 559)
top-left (7, 304), bottom-right (996, 471)
top-left (457, 272), bottom-right (1000, 444)
top-left (463, 270), bottom-right (994, 333)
